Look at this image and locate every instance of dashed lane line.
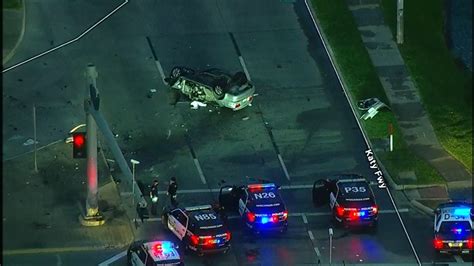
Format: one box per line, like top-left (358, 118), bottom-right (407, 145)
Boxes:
top-left (314, 247), bottom-right (321, 257)
top-left (302, 213), bottom-right (308, 224)
top-left (277, 154), bottom-right (291, 181)
top-left (307, 230), bottom-right (315, 240)
top-left (238, 56), bottom-right (251, 81)
top-left (193, 158), bottom-right (207, 185)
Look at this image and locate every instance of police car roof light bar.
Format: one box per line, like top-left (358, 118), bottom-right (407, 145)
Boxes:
top-left (248, 183), bottom-right (276, 189)
top-left (184, 205), bottom-right (213, 212)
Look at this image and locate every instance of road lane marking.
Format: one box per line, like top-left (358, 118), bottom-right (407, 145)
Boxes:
top-left (154, 60), bottom-right (166, 83)
top-left (137, 209), bottom-right (409, 223)
top-left (3, 0), bottom-right (130, 73)
top-left (277, 154), bottom-right (291, 181)
top-left (314, 247), bottom-right (321, 257)
top-left (302, 213), bottom-right (308, 224)
top-left (238, 56), bottom-right (251, 81)
top-left (193, 158), bottom-right (207, 184)
top-left (56, 254), bottom-right (62, 266)
top-left (453, 255), bottom-right (463, 263)
top-left (98, 250), bottom-right (127, 266)
top-left (150, 182), bottom-right (388, 194)
top-left (308, 230), bottom-right (315, 240)
top-left (303, 1), bottom-right (421, 264)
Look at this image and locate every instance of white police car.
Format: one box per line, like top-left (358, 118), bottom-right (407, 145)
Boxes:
top-left (219, 182), bottom-right (288, 233)
top-left (433, 202), bottom-right (473, 254)
top-left (161, 204), bottom-right (231, 256)
top-left (127, 240), bottom-right (182, 266)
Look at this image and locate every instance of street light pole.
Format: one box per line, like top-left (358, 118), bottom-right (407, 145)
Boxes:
top-left (130, 159), bottom-right (140, 207)
top-left (329, 228), bottom-right (333, 265)
top-left (397, 0), bottom-right (404, 44)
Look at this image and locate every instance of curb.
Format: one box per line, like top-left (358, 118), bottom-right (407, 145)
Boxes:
top-left (2, 243), bottom-right (127, 256)
top-left (410, 199), bottom-right (434, 217)
top-left (2, 0), bottom-right (26, 66)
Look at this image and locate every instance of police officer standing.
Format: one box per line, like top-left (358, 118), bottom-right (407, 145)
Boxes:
top-left (149, 179), bottom-right (159, 215)
top-left (167, 176), bottom-right (178, 207)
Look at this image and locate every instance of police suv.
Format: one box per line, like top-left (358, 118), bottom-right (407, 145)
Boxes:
top-left (433, 202), bottom-right (473, 254)
top-left (312, 174), bottom-right (378, 228)
top-left (219, 182), bottom-right (288, 233)
top-left (161, 205), bottom-right (231, 256)
top-left (127, 240), bottom-right (182, 266)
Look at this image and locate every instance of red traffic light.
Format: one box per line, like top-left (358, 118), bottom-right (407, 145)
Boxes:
top-left (72, 132), bottom-right (86, 158)
top-left (73, 133), bottom-right (85, 147)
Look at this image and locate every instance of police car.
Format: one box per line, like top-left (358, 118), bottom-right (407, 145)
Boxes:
top-left (433, 202), bottom-right (473, 254)
top-left (127, 240), bottom-right (183, 266)
top-left (312, 174), bottom-right (378, 228)
top-left (161, 205), bottom-right (231, 256)
top-left (219, 182), bottom-right (288, 233)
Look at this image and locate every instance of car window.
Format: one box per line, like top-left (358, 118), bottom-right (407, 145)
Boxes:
top-left (175, 210), bottom-right (188, 226)
top-left (137, 246), bottom-right (147, 262)
top-left (439, 221), bottom-right (472, 234)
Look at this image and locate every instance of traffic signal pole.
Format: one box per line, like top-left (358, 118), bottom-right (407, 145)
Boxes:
top-left (80, 64), bottom-right (104, 226)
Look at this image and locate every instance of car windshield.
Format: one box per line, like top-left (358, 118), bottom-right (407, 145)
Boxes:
top-left (197, 225), bottom-right (225, 236)
top-left (439, 221), bottom-right (472, 234)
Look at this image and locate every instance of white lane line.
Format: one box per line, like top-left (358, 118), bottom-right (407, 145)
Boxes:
top-left (238, 56), bottom-right (251, 81)
top-left (154, 60), bottom-right (166, 84)
top-left (55, 254), bottom-right (62, 266)
top-left (308, 230), bottom-right (315, 240)
top-left (277, 154), bottom-right (291, 181)
top-left (98, 250), bottom-right (127, 266)
top-left (150, 183), bottom-right (394, 194)
top-left (3, 0), bottom-right (129, 73)
top-left (453, 255), bottom-right (463, 263)
top-left (303, 1), bottom-right (421, 265)
top-left (137, 209), bottom-right (410, 222)
top-left (302, 213), bottom-right (308, 224)
top-left (314, 247), bottom-right (321, 257)
top-left (193, 158), bottom-right (207, 184)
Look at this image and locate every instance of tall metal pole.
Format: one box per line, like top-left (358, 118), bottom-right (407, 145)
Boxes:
top-left (329, 228), bottom-right (333, 265)
top-left (80, 64), bottom-right (104, 226)
top-left (132, 163), bottom-right (136, 207)
top-left (33, 104), bottom-right (38, 172)
top-left (397, 0), bottom-right (404, 44)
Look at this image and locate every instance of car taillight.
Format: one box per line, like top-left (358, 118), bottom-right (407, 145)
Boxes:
top-left (271, 215), bottom-right (279, 223)
top-left (225, 231), bottom-right (231, 241)
top-left (335, 206), bottom-right (345, 217)
top-left (247, 212), bottom-right (256, 223)
top-left (372, 205), bottom-right (378, 214)
top-left (434, 238), bottom-right (444, 249)
top-left (190, 235), bottom-right (199, 246)
top-left (234, 103), bottom-right (241, 109)
top-left (467, 238), bottom-right (474, 249)
top-left (248, 96), bottom-right (253, 101)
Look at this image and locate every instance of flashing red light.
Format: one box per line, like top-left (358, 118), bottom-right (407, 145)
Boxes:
top-left (247, 212), bottom-right (256, 223)
top-left (335, 206), bottom-right (345, 217)
top-left (153, 243), bottom-right (162, 252)
top-left (467, 238), bottom-right (474, 249)
top-left (203, 237), bottom-right (214, 246)
top-left (190, 235), bottom-right (199, 246)
top-left (225, 231), bottom-right (231, 241)
top-left (372, 205), bottom-right (378, 214)
top-left (271, 215), bottom-right (279, 223)
top-left (434, 238), bottom-right (444, 249)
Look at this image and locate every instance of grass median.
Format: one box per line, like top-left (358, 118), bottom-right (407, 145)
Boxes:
top-left (310, 0), bottom-right (445, 185)
top-left (3, 0), bottom-right (22, 9)
top-left (380, 0), bottom-right (472, 173)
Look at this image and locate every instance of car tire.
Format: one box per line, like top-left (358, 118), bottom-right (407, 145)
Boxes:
top-left (213, 85), bottom-right (225, 100)
top-left (171, 67), bottom-right (182, 78)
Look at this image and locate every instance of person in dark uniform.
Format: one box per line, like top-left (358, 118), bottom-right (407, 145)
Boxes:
top-left (149, 179), bottom-right (159, 215)
top-left (167, 176), bottom-right (178, 207)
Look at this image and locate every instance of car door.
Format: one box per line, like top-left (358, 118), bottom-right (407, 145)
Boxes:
top-left (168, 209), bottom-right (183, 238)
top-left (173, 210), bottom-right (188, 240)
top-left (238, 190), bottom-right (248, 216)
top-left (329, 183), bottom-right (338, 209)
top-left (312, 180), bottom-right (329, 206)
top-left (131, 246), bottom-right (147, 266)
top-left (219, 185), bottom-right (241, 212)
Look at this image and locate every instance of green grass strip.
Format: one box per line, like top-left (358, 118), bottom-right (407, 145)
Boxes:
top-left (311, 0), bottom-right (445, 184)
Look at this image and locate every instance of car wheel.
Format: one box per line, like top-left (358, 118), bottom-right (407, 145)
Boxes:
top-left (213, 85), bottom-right (225, 100)
top-left (171, 67), bottom-right (182, 78)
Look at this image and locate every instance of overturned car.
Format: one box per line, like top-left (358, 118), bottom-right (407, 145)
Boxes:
top-left (164, 67), bottom-right (255, 111)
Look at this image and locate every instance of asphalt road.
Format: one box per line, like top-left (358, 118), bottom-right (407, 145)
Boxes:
top-left (2, 0), bottom-right (473, 265)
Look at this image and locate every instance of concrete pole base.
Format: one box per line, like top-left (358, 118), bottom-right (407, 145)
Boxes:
top-left (79, 213), bottom-right (106, 227)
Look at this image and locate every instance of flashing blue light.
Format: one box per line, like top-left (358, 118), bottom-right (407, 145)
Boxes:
top-left (454, 208), bottom-right (471, 216)
top-left (358, 211), bottom-right (366, 217)
top-left (261, 217), bottom-right (269, 224)
top-left (451, 228), bottom-right (462, 234)
top-left (161, 241), bottom-right (172, 251)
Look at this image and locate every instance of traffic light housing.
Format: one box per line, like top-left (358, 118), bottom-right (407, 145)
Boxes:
top-left (72, 132), bottom-right (87, 158)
